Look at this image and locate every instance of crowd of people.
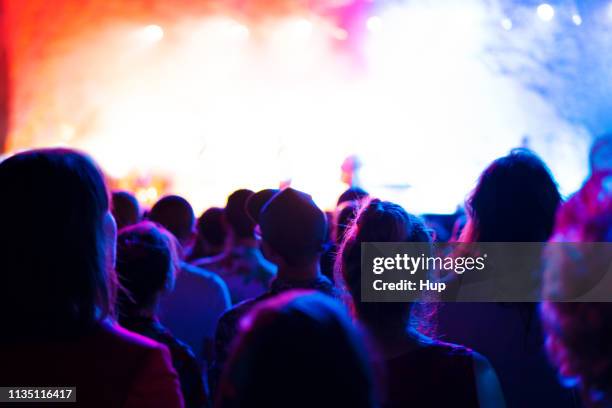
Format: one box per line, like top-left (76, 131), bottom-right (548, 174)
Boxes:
top-left (0, 138), bottom-right (610, 408)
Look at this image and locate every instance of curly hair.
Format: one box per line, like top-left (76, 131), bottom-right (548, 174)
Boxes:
top-left (542, 171), bottom-right (612, 407)
top-left (335, 198), bottom-right (435, 336)
top-left (116, 221), bottom-right (179, 314)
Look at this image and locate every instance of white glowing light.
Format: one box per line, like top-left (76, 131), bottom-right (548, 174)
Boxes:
top-left (537, 4), bottom-right (555, 22)
top-left (331, 27), bottom-right (348, 41)
top-left (366, 16), bottom-right (383, 33)
top-left (59, 123), bottom-right (76, 142)
top-left (501, 18), bottom-right (513, 31)
top-left (136, 187), bottom-right (160, 206)
top-left (572, 14), bottom-right (582, 26)
top-left (142, 24), bottom-right (164, 42)
top-left (230, 23), bottom-right (250, 39)
top-left (294, 19), bottom-right (313, 38)
top-left (10, 8), bottom-right (590, 214)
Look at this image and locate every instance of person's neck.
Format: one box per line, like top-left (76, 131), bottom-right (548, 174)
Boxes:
top-left (277, 261), bottom-right (321, 282)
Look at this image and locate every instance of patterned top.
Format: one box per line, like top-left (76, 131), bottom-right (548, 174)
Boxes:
top-left (194, 245), bottom-right (277, 304)
top-left (159, 262), bottom-right (231, 361)
top-left (120, 316), bottom-right (209, 408)
top-left (208, 274), bottom-right (336, 397)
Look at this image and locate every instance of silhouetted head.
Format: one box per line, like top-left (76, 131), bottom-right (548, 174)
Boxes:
top-left (542, 171), bottom-right (612, 408)
top-left (112, 190), bottom-right (140, 230)
top-left (462, 148), bottom-right (561, 242)
top-left (245, 188), bottom-right (278, 223)
top-left (337, 186), bottom-right (369, 207)
top-left (258, 188), bottom-right (328, 269)
top-left (197, 207), bottom-right (227, 248)
top-left (338, 199), bottom-right (431, 333)
top-left (335, 200), bottom-right (359, 245)
top-left (225, 189), bottom-right (255, 240)
top-left (149, 195), bottom-right (195, 246)
top-left (217, 290), bottom-right (376, 408)
top-left (0, 148), bottom-right (115, 340)
top-left (116, 221), bottom-right (178, 317)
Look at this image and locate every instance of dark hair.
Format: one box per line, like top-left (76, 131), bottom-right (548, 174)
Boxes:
top-left (225, 189), bottom-right (255, 239)
top-left (337, 186), bottom-right (369, 206)
top-left (0, 148), bottom-right (113, 340)
top-left (197, 207), bottom-right (227, 247)
top-left (259, 188), bottom-right (328, 267)
top-left (112, 190), bottom-right (140, 230)
top-left (542, 171), bottom-right (612, 407)
top-left (335, 200), bottom-right (359, 245)
top-left (337, 199), bottom-right (432, 333)
top-left (116, 221), bottom-right (178, 315)
top-left (149, 195), bottom-right (195, 244)
top-left (462, 148), bottom-right (561, 242)
top-left (217, 291), bottom-right (376, 408)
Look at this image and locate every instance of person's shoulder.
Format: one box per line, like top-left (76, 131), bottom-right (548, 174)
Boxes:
top-left (181, 261), bottom-right (209, 276)
top-left (193, 253), bottom-right (226, 270)
top-left (158, 328), bottom-right (198, 363)
top-left (220, 297), bottom-right (256, 321)
top-left (472, 350), bottom-right (506, 408)
top-left (403, 332), bottom-right (475, 362)
top-left (116, 322), bottom-right (183, 408)
top-left (425, 339), bottom-right (474, 357)
top-left (218, 294), bottom-right (269, 327)
top-left (181, 262), bottom-right (228, 290)
top-left (430, 340), bottom-right (475, 357)
top-left (89, 321), bottom-right (176, 378)
top-left (472, 350), bottom-right (492, 368)
top-left (102, 321), bottom-right (179, 371)
top-left (99, 321), bottom-right (166, 354)
top-left (388, 336), bottom-right (477, 386)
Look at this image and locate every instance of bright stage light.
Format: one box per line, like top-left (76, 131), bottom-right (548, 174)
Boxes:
top-left (135, 186), bottom-right (160, 206)
top-left (141, 24), bottom-right (164, 42)
top-left (59, 123), bottom-right (76, 142)
top-left (366, 16), bottom-right (383, 33)
top-left (274, 18), bottom-right (313, 42)
top-left (501, 18), bottom-right (513, 31)
top-left (331, 27), bottom-right (348, 41)
top-left (294, 19), bottom-right (313, 38)
top-left (572, 14), bottom-right (582, 26)
top-left (9, 9), bottom-right (590, 214)
top-left (230, 22), bottom-right (250, 39)
top-left (537, 4), bottom-right (555, 22)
